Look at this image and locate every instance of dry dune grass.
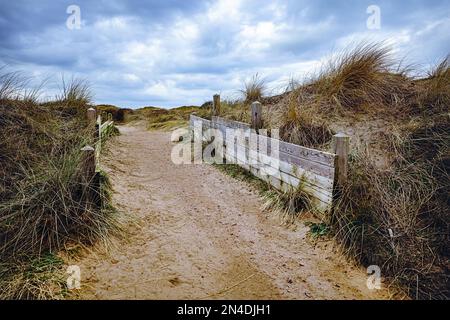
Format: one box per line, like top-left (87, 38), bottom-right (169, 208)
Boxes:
top-left (311, 42), bottom-right (412, 111)
top-left (241, 73), bottom-right (266, 104)
top-left (0, 73), bottom-right (118, 299)
top-left (212, 43), bottom-right (449, 299)
top-left (81, 41), bottom-right (448, 299)
top-left (124, 105), bottom-right (212, 130)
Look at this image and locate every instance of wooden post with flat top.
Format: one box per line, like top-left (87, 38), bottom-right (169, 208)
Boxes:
top-left (87, 107), bottom-right (96, 123)
top-left (251, 101), bottom-right (262, 132)
top-left (212, 94), bottom-right (221, 117)
top-left (332, 133), bottom-right (350, 186)
top-left (81, 145), bottom-right (96, 178)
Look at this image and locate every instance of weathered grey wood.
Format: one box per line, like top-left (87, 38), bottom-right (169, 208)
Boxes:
top-left (254, 136), bottom-right (336, 167)
top-left (214, 123), bottom-right (228, 139)
top-left (100, 120), bottom-right (113, 131)
top-left (87, 108), bottom-right (96, 123)
top-left (238, 144), bottom-right (333, 201)
top-left (81, 145), bottom-right (96, 176)
top-left (248, 150), bottom-right (334, 192)
top-left (332, 133), bottom-right (350, 186)
top-left (96, 115), bottom-right (102, 136)
top-left (189, 113), bottom-right (338, 212)
top-left (251, 101), bottom-right (262, 131)
top-left (190, 115), bottom-right (212, 133)
top-left (248, 164), bottom-right (330, 212)
top-left (278, 139), bottom-right (335, 167)
top-left (277, 160), bottom-right (334, 191)
top-left (246, 150), bottom-right (333, 200)
top-left (212, 94), bottom-right (221, 116)
top-left (212, 116), bottom-right (250, 130)
top-left (228, 132), bottom-right (336, 167)
top-left (235, 138), bottom-right (335, 179)
top-left (278, 151), bottom-right (334, 179)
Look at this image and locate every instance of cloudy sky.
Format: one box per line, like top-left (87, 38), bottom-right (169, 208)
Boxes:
top-left (0, 0), bottom-right (449, 108)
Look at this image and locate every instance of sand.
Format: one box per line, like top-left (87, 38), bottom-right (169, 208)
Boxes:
top-left (68, 123), bottom-right (391, 300)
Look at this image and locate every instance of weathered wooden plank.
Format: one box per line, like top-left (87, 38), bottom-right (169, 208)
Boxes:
top-left (236, 147), bottom-right (249, 165)
top-left (332, 133), bottom-right (350, 186)
top-left (278, 151), bottom-right (334, 179)
top-left (214, 123), bottom-right (228, 140)
top-left (249, 166), bottom-right (281, 189)
top-left (243, 155), bottom-right (332, 210)
top-left (212, 94), bottom-right (221, 116)
top-left (278, 172), bottom-right (333, 204)
top-left (248, 165), bottom-right (331, 211)
top-left (190, 115), bottom-right (211, 127)
top-left (196, 115), bottom-right (335, 167)
top-left (100, 120), bottom-right (114, 134)
top-left (278, 139), bottom-right (335, 166)
top-left (191, 114), bottom-right (335, 212)
top-left (247, 153), bottom-right (333, 203)
top-left (251, 102), bottom-right (262, 131)
top-left (235, 139), bottom-right (335, 179)
top-left (225, 152), bottom-right (236, 164)
top-left (278, 160), bottom-right (334, 191)
top-left (232, 138), bottom-right (336, 174)
top-left (234, 137), bottom-right (335, 191)
top-left (247, 150), bottom-right (334, 191)
top-left (212, 116), bottom-right (251, 130)
top-left (235, 158), bottom-right (250, 171)
top-left (236, 145), bottom-right (333, 202)
top-left (232, 140), bottom-right (334, 190)
top-left (246, 135), bottom-right (336, 167)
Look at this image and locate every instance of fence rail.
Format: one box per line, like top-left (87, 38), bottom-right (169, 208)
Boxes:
top-left (189, 96), bottom-right (349, 213)
top-left (83, 108), bottom-right (115, 174)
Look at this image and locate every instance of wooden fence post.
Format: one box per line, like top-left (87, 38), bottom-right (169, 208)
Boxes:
top-left (81, 145), bottom-right (101, 204)
top-left (212, 94), bottom-right (221, 117)
top-left (95, 115), bottom-right (102, 171)
top-left (87, 107), bottom-right (96, 123)
top-left (96, 115), bottom-right (102, 140)
top-left (81, 145), bottom-right (96, 177)
top-left (332, 133), bottom-right (350, 186)
top-left (251, 101), bottom-right (262, 132)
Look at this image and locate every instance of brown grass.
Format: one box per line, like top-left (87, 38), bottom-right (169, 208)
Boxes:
top-left (121, 105), bottom-right (212, 130)
top-left (189, 43), bottom-right (449, 299)
top-left (0, 73), bottom-right (118, 299)
top-left (311, 42), bottom-right (412, 112)
top-left (241, 73), bottom-right (266, 104)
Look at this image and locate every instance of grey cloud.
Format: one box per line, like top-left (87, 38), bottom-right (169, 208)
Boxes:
top-left (0, 0), bottom-right (448, 108)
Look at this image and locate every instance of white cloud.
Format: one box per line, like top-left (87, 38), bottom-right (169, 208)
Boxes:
top-left (1, 0), bottom-right (448, 108)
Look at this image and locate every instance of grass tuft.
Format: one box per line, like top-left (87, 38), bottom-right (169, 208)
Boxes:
top-left (241, 73), bottom-right (266, 104)
top-left (0, 69), bottom-right (118, 299)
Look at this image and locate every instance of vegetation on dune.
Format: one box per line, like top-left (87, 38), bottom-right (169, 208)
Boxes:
top-left (0, 72), bottom-right (118, 299)
top-left (121, 104), bottom-right (211, 130)
top-left (57, 41), bottom-right (448, 300)
top-left (241, 73), bottom-right (266, 104)
top-left (311, 42), bottom-right (409, 111)
top-left (96, 104), bottom-right (135, 123)
top-left (192, 43), bottom-right (449, 299)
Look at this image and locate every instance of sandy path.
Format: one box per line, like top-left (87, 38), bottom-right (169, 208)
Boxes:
top-left (70, 123), bottom-right (390, 300)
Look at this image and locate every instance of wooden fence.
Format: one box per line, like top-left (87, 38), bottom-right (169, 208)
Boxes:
top-left (189, 97), bottom-right (349, 213)
top-left (83, 108), bottom-right (115, 174)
